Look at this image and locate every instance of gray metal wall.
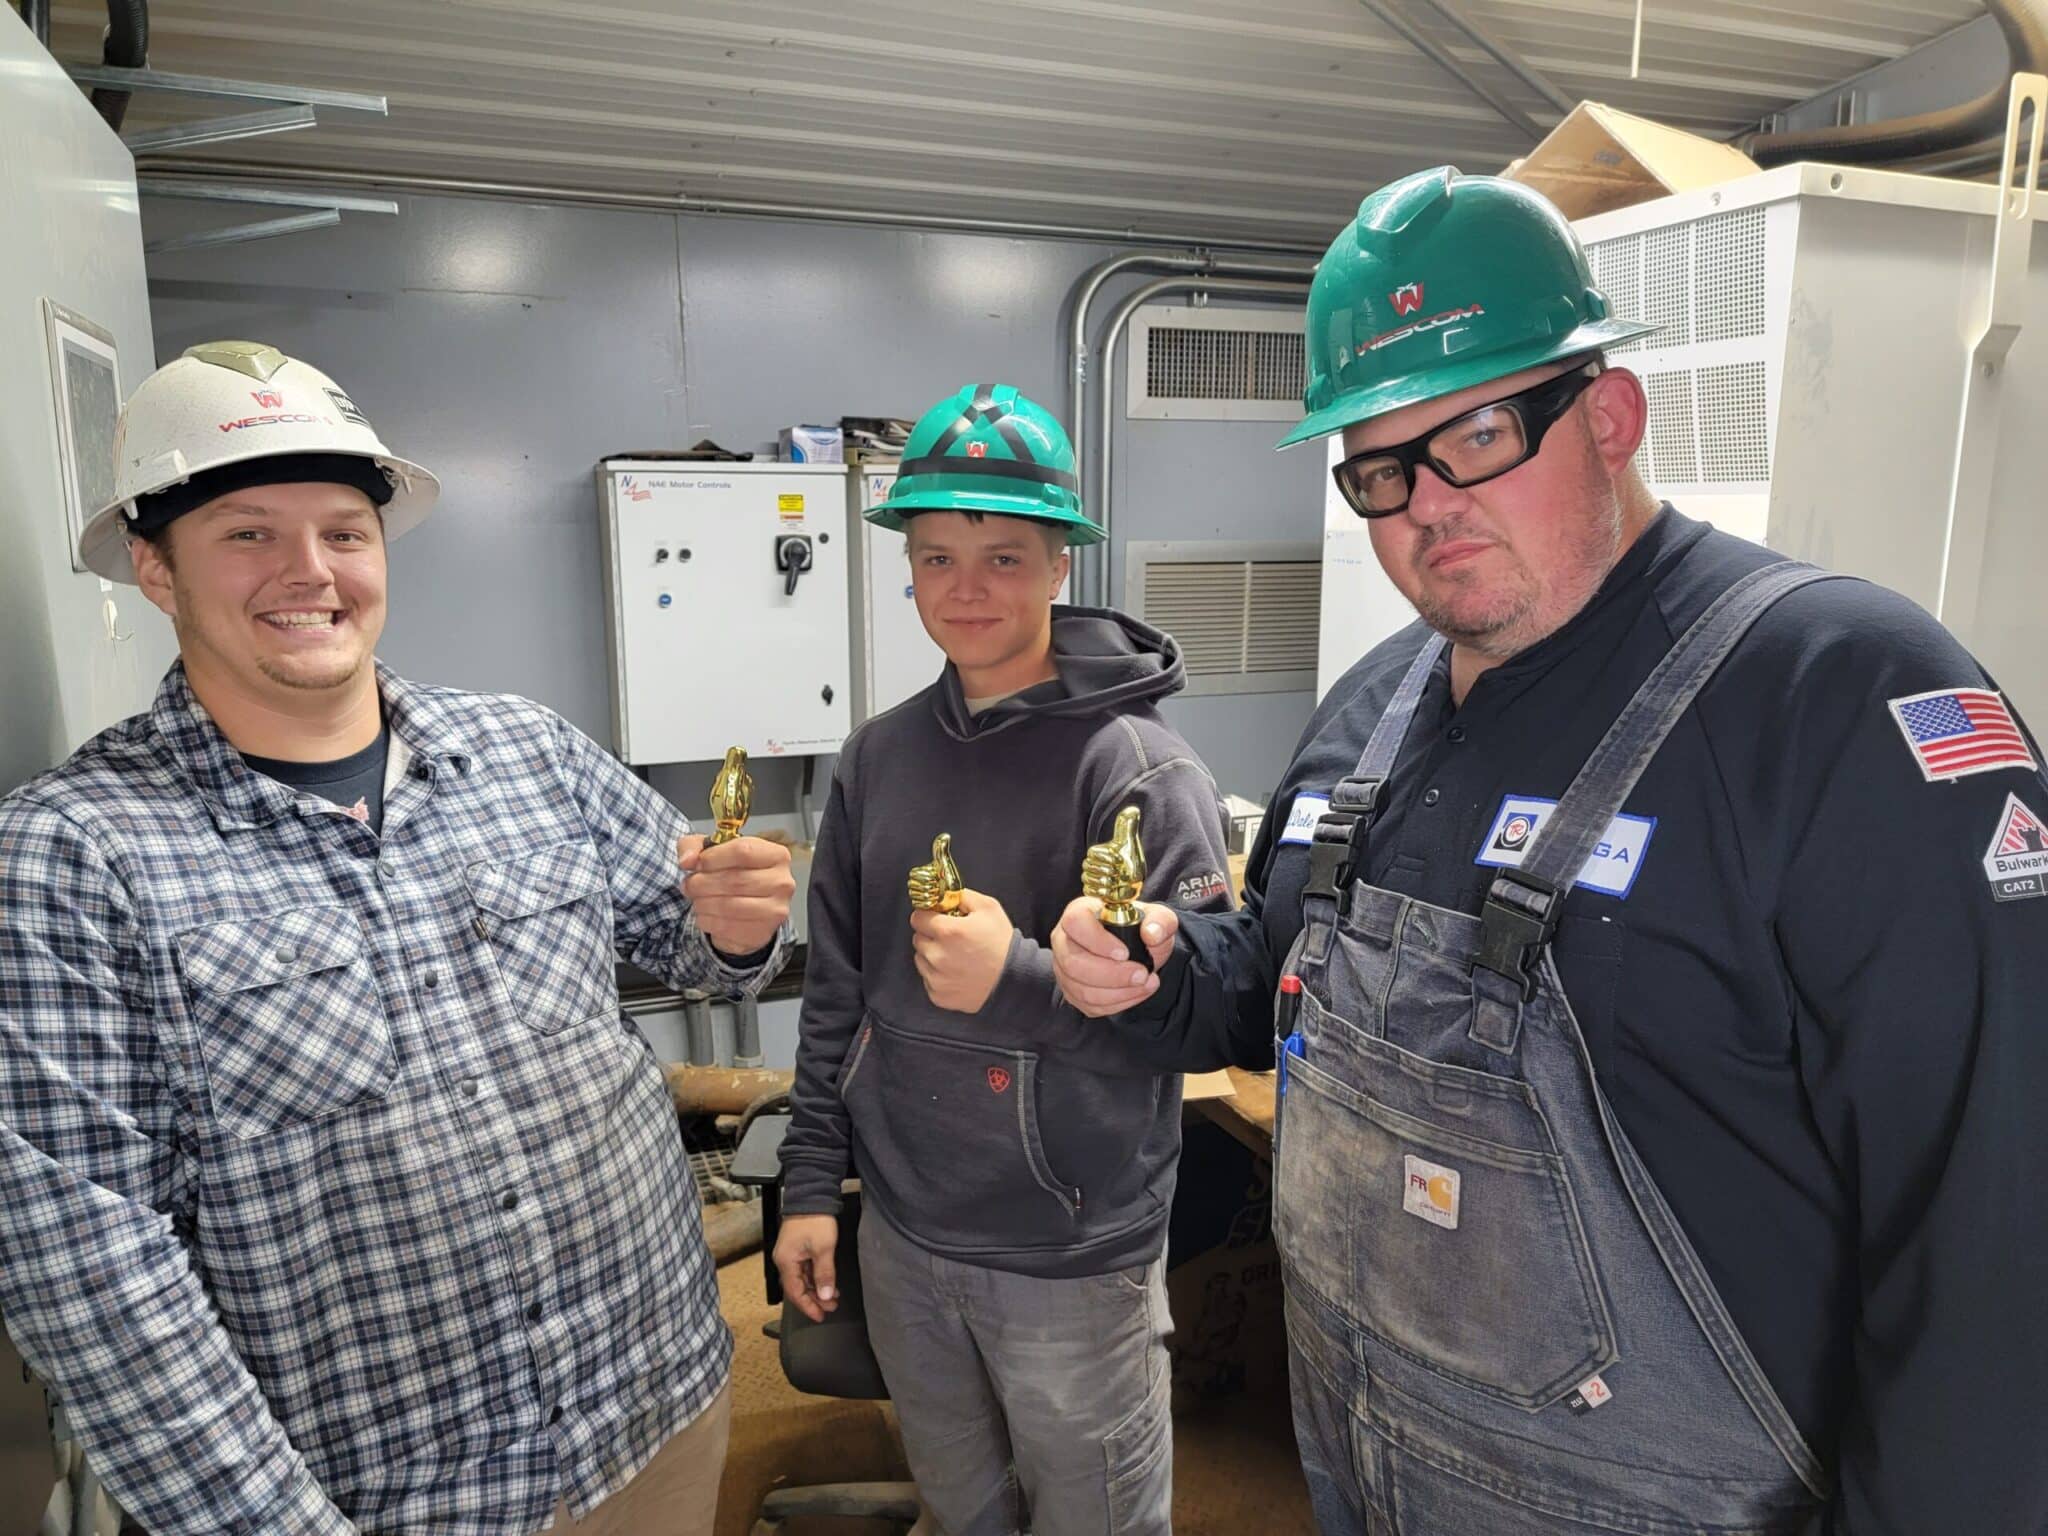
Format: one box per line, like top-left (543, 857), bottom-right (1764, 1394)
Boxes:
top-left (0, 8), bottom-right (174, 800)
top-left (144, 193), bottom-right (1325, 819)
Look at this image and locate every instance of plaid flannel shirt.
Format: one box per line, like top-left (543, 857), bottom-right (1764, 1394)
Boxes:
top-left (0, 662), bottom-right (789, 1534)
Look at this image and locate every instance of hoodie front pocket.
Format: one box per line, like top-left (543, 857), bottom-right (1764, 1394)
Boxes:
top-left (840, 1014), bottom-right (1080, 1250)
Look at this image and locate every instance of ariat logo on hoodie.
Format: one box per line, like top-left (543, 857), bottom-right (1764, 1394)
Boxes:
top-left (1176, 870), bottom-right (1229, 903)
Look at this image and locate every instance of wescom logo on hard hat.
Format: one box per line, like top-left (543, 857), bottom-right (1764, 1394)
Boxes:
top-left (79, 340), bottom-right (440, 585)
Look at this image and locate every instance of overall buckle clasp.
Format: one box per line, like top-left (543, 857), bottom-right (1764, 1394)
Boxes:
top-left (1474, 871), bottom-right (1562, 1003)
top-left (1300, 779), bottom-right (1383, 916)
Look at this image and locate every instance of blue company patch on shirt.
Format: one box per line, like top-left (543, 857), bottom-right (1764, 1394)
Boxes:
top-left (1279, 792), bottom-right (1332, 845)
top-left (1474, 794), bottom-right (1657, 899)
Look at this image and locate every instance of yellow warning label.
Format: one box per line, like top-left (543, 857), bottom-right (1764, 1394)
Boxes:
top-left (777, 493), bottom-right (806, 516)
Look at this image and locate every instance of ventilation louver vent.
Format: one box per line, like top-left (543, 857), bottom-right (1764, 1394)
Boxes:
top-left (1697, 361), bottom-right (1771, 481)
top-left (1146, 327), bottom-right (1304, 402)
top-left (1130, 544), bottom-right (1321, 694)
top-left (1644, 369), bottom-right (1700, 484)
top-left (1695, 208), bottom-right (1768, 344)
top-left (1127, 305), bottom-right (1307, 422)
top-left (1586, 204), bottom-right (1775, 489)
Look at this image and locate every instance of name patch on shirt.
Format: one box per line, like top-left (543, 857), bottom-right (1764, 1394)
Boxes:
top-left (1278, 792), bottom-right (1331, 846)
top-left (1474, 795), bottom-right (1656, 899)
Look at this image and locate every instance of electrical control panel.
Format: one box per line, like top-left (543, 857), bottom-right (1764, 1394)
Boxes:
top-left (598, 461), bottom-right (851, 765)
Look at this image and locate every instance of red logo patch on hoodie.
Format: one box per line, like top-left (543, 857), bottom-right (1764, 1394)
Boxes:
top-left (986, 1066), bottom-right (1011, 1094)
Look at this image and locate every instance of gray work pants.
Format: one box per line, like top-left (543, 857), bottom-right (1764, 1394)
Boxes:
top-left (858, 1207), bottom-right (1174, 1536)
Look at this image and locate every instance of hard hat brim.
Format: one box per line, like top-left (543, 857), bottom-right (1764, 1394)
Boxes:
top-left (1275, 316), bottom-right (1662, 450)
top-left (866, 489), bottom-right (1105, 547)
top-left (78, 448), bottom-right (441, 583)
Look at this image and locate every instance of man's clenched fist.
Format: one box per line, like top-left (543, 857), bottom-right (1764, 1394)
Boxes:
top-left (679, 833), bottom-right (795, 957)
top-left (909, 888), bottom-right (1015, 1014)
top-left (1050, 896), bottom-right (1178, 1017)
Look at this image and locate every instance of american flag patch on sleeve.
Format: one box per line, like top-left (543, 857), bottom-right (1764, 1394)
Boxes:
top-left (1888, 688), bottom-right (2040, 781)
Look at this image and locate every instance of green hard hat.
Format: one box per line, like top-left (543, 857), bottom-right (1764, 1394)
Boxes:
top-left (1279, 166), bottom-right (1659, 449)
top-left (870, 383), bottom-right (1105, 546)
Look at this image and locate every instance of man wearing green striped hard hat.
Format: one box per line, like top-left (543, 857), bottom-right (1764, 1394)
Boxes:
top-left (1053, 164), bottom-right (2048, 1536)
top-left (775, 384), bottom-right (1234, 1535)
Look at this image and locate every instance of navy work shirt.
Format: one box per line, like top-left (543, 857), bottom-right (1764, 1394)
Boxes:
top-left (1116, 508), bottom-right (2048, 1533)
top-left (243, 724), bottom-right (391, 834)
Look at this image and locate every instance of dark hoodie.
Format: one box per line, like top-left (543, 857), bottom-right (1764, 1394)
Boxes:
top-left (780, 607), bottom-right (1236, 1278)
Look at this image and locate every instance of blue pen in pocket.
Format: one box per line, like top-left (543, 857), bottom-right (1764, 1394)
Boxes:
top-left (1276, 974), bottom-right (1305, 1095)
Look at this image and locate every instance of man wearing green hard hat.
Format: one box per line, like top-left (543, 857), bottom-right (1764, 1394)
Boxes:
top-left (1055, 167), bottom-right (2048, 1533)
top-left (774, 385), bottom-right (1235, 1534)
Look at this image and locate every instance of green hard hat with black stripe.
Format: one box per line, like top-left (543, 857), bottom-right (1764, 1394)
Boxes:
top-left (1279, 166), bottom-right (1659, 448)
top-left (869, 383), bottom-right (1105, 546)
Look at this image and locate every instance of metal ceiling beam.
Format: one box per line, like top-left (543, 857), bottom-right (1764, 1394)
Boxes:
top-left (123, 105), bottom-right (319, 154)
top-left (145, 209), bottom-right (342, 256)
top-left (65, 64), bottom-right (387, 116)
top-left (1760, 15), bottom-right (2005, 138)
top-left (1354, 0), bottom-right (1542, 141)
top-left (138, 178), bottom-right (400, 215)
top-left (138, 160), bottom-right (1327, 255)
top-left (1410, 0), bottom-right (1575, 117)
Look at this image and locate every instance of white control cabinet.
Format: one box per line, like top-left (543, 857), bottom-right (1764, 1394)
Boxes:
top-left (598, 461), bottom-right (850, 765)
top-left (849, 464), bottom-right (946, 723)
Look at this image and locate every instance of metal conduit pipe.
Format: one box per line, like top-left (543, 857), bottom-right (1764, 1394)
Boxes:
top-left (1067, 252), bottom-right (1313, 600)
top-left (733, 995), bottom-right (763, 1069)
top-left (683, 992), bottom-right (716, 1067)
top-left (23, 0), bottom-right (52, 48)
top-left (1899, 134), bottom-right (2048, 180)
top-left (1091, 276), bottom-right (1313, 607)
top-left (1740, 0), bottom-right (2048, 166)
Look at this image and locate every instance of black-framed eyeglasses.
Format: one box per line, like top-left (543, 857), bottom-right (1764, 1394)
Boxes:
top-left (1330, 364), bottom-right (1601, 519)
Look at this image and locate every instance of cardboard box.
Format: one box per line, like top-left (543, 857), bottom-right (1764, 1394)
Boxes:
top-left (1221, 793), bottom-right (1265, 856)
top-left (1504, 101), bottom-right (1759, 221)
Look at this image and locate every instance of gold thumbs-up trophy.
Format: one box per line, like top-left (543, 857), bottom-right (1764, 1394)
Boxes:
top-left (707, 746), bottom-right (753, 846)
top-left (907, 833), bottom-right (967, 917)
top-left (1082, 805), bottom-right (1154, 970)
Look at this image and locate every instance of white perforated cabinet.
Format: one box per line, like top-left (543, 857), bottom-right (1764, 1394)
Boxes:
top-left (598, 462), bottom-right (851, 765)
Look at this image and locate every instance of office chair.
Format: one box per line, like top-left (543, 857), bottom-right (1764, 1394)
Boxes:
top-left (729, 1111), bottom-right (923, 1536)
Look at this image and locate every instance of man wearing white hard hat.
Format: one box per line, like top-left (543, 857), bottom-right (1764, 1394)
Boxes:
top-left (0, 341), bottom-right (795, 1535)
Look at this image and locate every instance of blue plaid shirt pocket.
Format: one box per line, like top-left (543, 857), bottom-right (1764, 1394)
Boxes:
top-left (176, 906), bottom-right (396, 1140)
top-left (464, 839), bottom-right (618, 1035)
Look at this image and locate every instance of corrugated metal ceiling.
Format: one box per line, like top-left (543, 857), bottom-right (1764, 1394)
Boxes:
top-left (46, 0), bottom-right (1984, 247)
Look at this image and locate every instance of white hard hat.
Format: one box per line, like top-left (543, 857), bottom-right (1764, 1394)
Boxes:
top-left (80, 340), bottom-right (440, 583)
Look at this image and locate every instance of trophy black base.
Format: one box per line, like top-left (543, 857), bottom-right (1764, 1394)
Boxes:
top-left (1108, 920), bottom-right (1156, 972)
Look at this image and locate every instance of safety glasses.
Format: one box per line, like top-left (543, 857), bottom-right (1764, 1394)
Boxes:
top-left (1330, 364), bottom-right (1601, 519)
